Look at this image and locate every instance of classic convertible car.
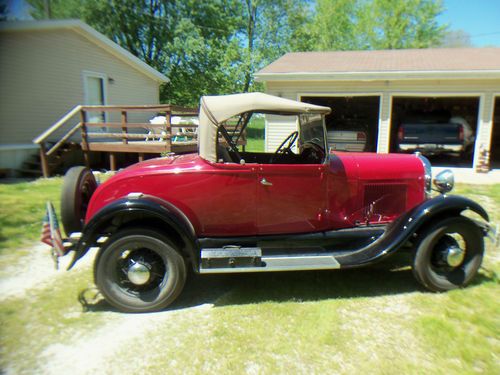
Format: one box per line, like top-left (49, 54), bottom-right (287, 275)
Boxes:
top-left (48, 93), bottom-right (494, 313)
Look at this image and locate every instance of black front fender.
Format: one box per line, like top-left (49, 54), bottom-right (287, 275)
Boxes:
top-left (336, 194), bottom-right (489, 267)
top-left (68, 195), bottom-right (198, 270)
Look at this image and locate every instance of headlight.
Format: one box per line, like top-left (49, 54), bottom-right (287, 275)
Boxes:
top-left (416, 152), bottom-right (432, 197)
top-left (434, 169), bottom-right (454, 194)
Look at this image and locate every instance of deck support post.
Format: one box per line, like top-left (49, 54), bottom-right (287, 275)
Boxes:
top-left (121, 111), bottom-right (128, 144)
top-left (39, 142), bottom-right (50, 178)
top-left (138, 153), bottom-right (144, 162)
top-left (83, 151), bottom-right (90, 168)
top-left (80, 110), bottom-right (90, 168)
top-left (166, 110), bottom-right (172, 151)
top-left (109, 153), bottom-right (117, 171)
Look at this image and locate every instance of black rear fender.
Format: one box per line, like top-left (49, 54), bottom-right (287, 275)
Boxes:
top-left (68, 195), bottom-right (198, 270)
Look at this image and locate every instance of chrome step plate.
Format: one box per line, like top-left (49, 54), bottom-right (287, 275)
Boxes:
top-left (199, 252), bottom-right (340, 274)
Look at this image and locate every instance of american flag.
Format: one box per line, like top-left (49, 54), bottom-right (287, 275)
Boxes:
top-left (40, 202), bottom-right (66, 258)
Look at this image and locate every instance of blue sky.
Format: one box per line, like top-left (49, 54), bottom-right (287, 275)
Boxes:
top-left (5, 0), bottom-right (500, 47)
top-left (439, 0), bottom-right (500, 46)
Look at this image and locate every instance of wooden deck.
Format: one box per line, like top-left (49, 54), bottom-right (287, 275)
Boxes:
top-left (34, 104), bottom-right (247, 177)
top-left (34, 104), bottom-right (200, 177)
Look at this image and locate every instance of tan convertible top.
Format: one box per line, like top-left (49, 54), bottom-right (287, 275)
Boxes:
top-left (198, 92), bottom-right (331, 162)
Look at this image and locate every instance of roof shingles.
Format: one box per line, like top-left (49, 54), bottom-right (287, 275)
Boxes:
top-left (257, 48), bottom-right (500, 74)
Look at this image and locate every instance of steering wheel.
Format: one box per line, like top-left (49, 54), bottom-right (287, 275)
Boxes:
top-left (300, 141), bottom-right (325, 163)
top-left (273, 131), bottom-right (298, 159)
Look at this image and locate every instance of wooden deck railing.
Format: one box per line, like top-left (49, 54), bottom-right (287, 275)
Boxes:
top-left (33, 104), bottom-right (199, 177)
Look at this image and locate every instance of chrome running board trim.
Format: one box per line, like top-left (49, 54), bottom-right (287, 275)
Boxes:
top-left (199, 253), bottom-right (340, 274)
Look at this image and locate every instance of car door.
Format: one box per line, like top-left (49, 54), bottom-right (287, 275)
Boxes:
top-left (257, 163), bottom-right (329, 235)
top-left (194, 162), bottom-right (258, 236)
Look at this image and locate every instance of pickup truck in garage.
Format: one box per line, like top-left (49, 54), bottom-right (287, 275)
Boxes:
top-left (397, 116), bottom-right (475, 157)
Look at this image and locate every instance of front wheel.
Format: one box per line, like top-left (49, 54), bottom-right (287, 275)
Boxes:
top-left (94, 228), bottom-right (186, 313)
top-left (412, 216), bottom-right (484, 292)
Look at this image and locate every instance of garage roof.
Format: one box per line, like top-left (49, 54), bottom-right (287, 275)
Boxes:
top-left (256, 48), bottom-right (500, 81)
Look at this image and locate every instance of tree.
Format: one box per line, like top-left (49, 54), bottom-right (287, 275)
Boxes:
top-left (28, 0), bottom-right (85, 19)
top-left (440, 29), bottom-right (472, 48)
top-left (311, 0), bottom-right (447, 51)
top-left (0, 2), bottom-right (8, 21)
top-left (28, 0), bottom-right (241, 105)
top-left (28, 0), bottom-right (312, 104)
top-left (231, 0), bottom-right (314, 92)
top-left (312, 0), bottom-right (362, 50)
top-left (361, 0), bottom-right (446, 49)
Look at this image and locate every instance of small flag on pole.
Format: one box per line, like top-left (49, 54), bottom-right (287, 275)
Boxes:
top-left (41, 202), bottom-right (66, 263)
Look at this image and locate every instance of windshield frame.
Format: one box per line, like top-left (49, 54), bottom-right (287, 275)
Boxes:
top-left (216, 111), bottom-right (328, 165)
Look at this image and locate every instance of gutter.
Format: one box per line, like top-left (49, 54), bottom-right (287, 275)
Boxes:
top-left (255, 70), bottom-right (500, 82)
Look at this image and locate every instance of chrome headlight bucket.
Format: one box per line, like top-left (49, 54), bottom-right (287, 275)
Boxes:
top-left (434, 169), bottom-right (454, 194)
top-left (415, 152), bottom-right (432, 198)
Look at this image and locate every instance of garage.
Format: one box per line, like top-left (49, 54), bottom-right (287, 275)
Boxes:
top-left (301, 96), bottom-right (379, 152)
top-left (255, 48), bottom-right (500, 175)
top-left (390, 96), bottom-right (480, 167)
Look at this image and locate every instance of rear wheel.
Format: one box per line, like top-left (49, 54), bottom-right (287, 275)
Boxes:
top-left (94, 228), bottom-right (187, 313)
top-left (412, 217), bottom-right (484, 292)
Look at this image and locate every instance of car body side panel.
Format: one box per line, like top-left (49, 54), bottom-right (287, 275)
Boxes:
top-left (257, 164), bottom-right (329, 234)
top-left (86, 155), bottom-right (258, 237)
top-left (326, 152), bottom-right (425, 228)
top-left (86, 152), bottom-right (425, 238)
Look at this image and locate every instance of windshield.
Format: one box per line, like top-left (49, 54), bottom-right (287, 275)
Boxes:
top-left (215, 111), bottom-right (327, 165)
top-left (299, 114), bottom-right (327, 154)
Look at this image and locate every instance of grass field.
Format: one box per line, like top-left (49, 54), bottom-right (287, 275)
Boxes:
top-left (0, 177), bottom-right (499, 374)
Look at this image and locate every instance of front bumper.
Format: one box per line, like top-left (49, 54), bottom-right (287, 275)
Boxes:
top-left (485, 222), bottom-right (500, 247)
top-left (399, 143), bottom-right (464, 155)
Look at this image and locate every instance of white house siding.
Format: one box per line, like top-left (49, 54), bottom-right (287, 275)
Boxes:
top-left (264, 79), bottom-right (500, 169)
top-left (0, 28), bottom-right (161, 169)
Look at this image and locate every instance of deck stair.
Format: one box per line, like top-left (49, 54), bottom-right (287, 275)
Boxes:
top-left (18, 142), bottom-right (81, 177)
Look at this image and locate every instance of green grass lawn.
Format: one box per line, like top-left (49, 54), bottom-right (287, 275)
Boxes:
top-left (0, 178), bottom-right (63, 266)
top-left (245, 118), bottom-right (265, 152)
top-left (0, 176), bottom-right (499, 373)
top-left (244, 138), bottom-right (265, 152)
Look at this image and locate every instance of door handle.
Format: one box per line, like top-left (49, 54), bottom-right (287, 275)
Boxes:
top-left (260, 178), bottom-right (273, 186)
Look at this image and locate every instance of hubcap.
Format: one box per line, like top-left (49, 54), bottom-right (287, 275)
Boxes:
top-left (445, 246), bottom-right (465, 267)
top-left (127, 261), bottom-right (151, 285)
top-left (433, 234), bottom-right (467, 269)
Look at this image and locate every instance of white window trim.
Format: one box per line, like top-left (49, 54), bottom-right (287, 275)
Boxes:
top-left (483, 93), bottom-right (499, 170)
top-left (82, 70), bottom-right (108, 123)
top-left (82, 70), bottom-right (108, 105)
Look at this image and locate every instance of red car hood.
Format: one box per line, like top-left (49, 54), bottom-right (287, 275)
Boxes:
top-left (333, 152), bottom-right (425, 181)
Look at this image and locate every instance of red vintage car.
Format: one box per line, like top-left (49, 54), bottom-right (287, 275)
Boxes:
top-left (52, 93), bottom-right (493, 313)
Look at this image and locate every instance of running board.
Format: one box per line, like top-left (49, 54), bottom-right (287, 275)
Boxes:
top-left (199, 247), bottom-right (340, 274)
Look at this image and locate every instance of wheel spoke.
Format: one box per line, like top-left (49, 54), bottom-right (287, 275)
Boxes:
top-left (114, 248), bottom-right (166, 294)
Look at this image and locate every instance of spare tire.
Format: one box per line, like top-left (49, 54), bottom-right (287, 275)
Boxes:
top-left (61, 166), bottom-right (98, 235)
